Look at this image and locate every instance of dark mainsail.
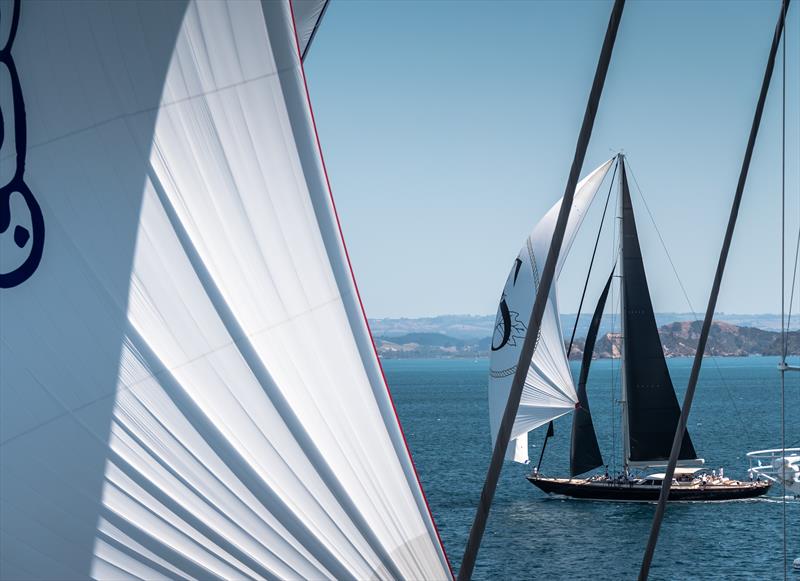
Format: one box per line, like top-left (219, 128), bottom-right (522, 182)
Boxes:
top-left (569, 270), bottom-right (613, 477)
top-left (620, 160), bottom-right (697, 463)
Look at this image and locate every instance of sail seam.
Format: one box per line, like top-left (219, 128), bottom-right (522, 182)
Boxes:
top-left (0, 66), bottom-right (303, 166)
top-left (0, 292), bottom-right (343, 449)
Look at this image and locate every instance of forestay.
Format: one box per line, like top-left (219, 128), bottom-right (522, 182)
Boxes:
top-left (488, 159), bottom-right (613, 463)
top-left (0, 1), bottom-right (450, 579)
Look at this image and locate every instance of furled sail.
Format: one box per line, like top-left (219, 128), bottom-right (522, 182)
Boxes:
top-left (569, 270), bottom-right (612, 477)
top-left (620, 160), bottom-right (697, 465)
top-left (488, 159), bottom-right (613, 463)
top-left (0, 1), bottom-right (450, 579)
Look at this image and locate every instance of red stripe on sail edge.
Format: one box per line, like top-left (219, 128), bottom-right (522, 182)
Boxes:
top-left (286, 2), bottom-right (455, 577)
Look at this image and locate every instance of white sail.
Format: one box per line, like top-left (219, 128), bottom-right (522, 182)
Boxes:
top-left (488, 159), bottom-right (614, 463)
top-left (0, 1), bottom-right (450, 579)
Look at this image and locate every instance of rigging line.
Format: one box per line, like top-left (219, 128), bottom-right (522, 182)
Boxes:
top-left (457, 2), bottom-right (625, 579)
top-left (0, 66), bottom-right (294, 166)
top-left (785, 225), bottom-right (800, 334)
top-left (543, 158), bottom-right (619, 475)
top-left (638, 2), bottom-right (791, 579)
top-left (624, 163), bottom-right (696, 319)
top-left (566, 157), bottom-right (619, 357)
top-left (626, 160), bottom-right (752, 441)
top-left (792, 24), bottom-right (800, 342)
top-left (780, 0), bottom-right (787, 576)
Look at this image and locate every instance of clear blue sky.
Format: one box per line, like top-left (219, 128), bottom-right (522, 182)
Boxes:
top-left (305, 0), bottom-right (799, 319)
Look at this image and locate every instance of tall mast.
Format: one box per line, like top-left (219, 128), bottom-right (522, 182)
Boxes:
top-left (618, 155), bottom-right (630, 471)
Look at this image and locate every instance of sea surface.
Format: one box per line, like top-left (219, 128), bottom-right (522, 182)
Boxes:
top-left (384, 356), bottom-right (799, 580)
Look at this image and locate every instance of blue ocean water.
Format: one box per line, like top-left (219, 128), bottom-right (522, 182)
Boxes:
top-left (384, 356), bottom-right (799, 580)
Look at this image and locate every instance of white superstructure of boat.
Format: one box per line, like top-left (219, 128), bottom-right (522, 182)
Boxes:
top-left (747, 448), bottom-right (800, 497)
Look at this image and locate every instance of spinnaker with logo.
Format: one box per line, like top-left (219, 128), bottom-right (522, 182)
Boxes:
top-left (0, 1), bottom-right (451, 578)
top-left (487, 158), bottom-right (614, 464)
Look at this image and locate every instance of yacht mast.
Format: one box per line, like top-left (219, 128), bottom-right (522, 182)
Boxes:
top-left (618, 155), bottom-right (630, 471)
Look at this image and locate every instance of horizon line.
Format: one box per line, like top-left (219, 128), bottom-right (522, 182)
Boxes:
top-left (367, 311), bottom-right (791, 320)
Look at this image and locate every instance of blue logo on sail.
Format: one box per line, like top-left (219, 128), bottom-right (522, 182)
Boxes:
top-left (1, 0), bottom-right (45, 289)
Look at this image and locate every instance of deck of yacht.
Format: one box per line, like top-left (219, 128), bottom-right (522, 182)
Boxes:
top-left (527, 473), bottom-right (771, 501)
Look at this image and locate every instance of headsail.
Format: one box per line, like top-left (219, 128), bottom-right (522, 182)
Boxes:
top-left (488, 159), bottom-right (613, 463)
top-left (569, 269), bottom-right (612, 477)
top-left (619, 160), bottom-right (697, 466)
top-left (0, 1), bottom-right (450, 579)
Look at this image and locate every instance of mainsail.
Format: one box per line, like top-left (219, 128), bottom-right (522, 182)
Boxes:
top-left (619, 160), bottom-right (697, 465)
top-left (569, 270), bottom-right (612, 477)
top-left (488, 159), bottom-right (613, 463)
top-left (0, 1), bottom-right (450, 579)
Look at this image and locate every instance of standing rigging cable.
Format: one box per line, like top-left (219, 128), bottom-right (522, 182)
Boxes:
top-left (779, 0), bottom-right (787, 574)
top-left (638, 1), bottom-right (791, 579)
top-left (537, 158), bottom-right (620, 474)
top-left (566, 157), bottom-right (620, 357)
top-left (457, 2), bottom-right (625, 578)
top-left (785, 223), bottom-right (800, 332)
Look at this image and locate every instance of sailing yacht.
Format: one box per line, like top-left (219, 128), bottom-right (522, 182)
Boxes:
top-left (488, 156), bottom-right (770, 502)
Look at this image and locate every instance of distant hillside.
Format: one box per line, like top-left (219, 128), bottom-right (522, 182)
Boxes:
top-left (369, 313), bottom-right (791, 341)
top-left (373, 320), bottom-right (800, 360)
top-left (368, 315), bottom-right (495, 340)
top-left (375, 333), bottom-right (465, 358)
top-left (657, 321), bottom-right (798, 358)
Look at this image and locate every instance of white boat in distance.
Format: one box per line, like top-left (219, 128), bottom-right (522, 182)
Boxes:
top-left (747, 448), bottom-right (800, 497)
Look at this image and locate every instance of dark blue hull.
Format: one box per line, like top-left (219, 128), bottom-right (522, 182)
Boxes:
top-left (527, 476), bottom-right (771, 501)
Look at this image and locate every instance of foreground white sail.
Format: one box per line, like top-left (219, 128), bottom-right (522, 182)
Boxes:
top-left (488, 159), bottom-right (613, 463)
top-left (0, 1), bottom-right (450, 579)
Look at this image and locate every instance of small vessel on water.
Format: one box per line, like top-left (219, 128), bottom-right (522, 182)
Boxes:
top-left (488, 155), bottom-right (770, 502)
top-left (746, 448), bottom-right (800, 498)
